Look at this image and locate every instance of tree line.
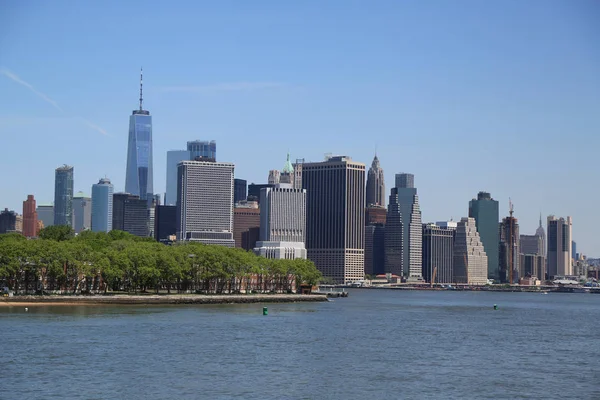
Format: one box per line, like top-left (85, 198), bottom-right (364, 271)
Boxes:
top-left (0, 226), bottom-right (322, 295)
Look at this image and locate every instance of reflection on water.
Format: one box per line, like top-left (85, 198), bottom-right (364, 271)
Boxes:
top-left (2, 290), bottom-right (599, 400)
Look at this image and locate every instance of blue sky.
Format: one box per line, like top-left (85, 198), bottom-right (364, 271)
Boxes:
top-left (0, 1), bottom-right (598, 255)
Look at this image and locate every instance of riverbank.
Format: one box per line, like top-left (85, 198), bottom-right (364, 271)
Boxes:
top-left (0, 294), bottom-right (328, 307)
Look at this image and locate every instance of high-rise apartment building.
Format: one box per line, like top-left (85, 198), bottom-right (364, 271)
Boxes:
top-left (468, 191), bottom-right (499, 280)
top-left (366, 154), bottom-right (385, 207)
top-left (72, 191), bottom-right (91, 233)
top-left (91, 178), bottom-right (114, 233)
top-left (36, 204), bottom-right (54, 228)
top-left (453, 217), bottom-right (488, 285)
top-left (364, 224), bottom-right (385, 276)
top-left (499, 215), bottom-right (520, 283)
top-left (395, 173), bottom-right (422, 280)
top-left (384, 188), bottom-right (403, 277)
top-left (177, 160), bottom-right (235, 246)
top-left (0, 208), bottom-right (17, 234)
top-left (22, 195), bottom-right (39, 237)
top-left (125, 70), bottom-right (153, 201)
top-left (547, 216), bottom-right (573, 277)
top-left (302, 156), bottom-right (365, 283)
top-left (187, 140), bottom-right (216, 161)
top-left (112, 193), bottom-right (148, 237)
top-left (54, 165), bottom-right (74, 227)
top-left (234, 179), bottom-right (247, 204)
top-left (165, 150), bottom-right (191, 205)
top-left (422, 222), bottom-right (456, 284)
top-left (254, 184), bottom-right (307, 259)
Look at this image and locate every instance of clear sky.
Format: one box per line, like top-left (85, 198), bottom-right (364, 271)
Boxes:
top-left (0, 1), bottom-right (598, 255)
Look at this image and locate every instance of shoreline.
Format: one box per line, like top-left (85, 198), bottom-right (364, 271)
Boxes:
top-left (0, 294), bottom-right (328, 307)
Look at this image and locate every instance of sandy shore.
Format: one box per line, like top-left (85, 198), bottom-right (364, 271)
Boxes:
top-left (0, 294), bottom-right (328, 307)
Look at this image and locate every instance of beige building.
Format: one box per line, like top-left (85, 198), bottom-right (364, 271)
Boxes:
top-left (453, 217), bottom-right (488, 285)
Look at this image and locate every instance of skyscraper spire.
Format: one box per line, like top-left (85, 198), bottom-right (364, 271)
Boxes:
top-left (139, 67), bottom-right (143, 111)
top-left (539, 212), bottom-right (542, 227)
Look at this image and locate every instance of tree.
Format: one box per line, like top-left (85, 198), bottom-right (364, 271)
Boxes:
top-left (39, 225), bottom-right (74, 241)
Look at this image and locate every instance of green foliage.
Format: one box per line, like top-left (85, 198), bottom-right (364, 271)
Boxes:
top-left (0, 231), bottom-right (321, 295)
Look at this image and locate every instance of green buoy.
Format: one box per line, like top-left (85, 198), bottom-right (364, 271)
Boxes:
top-left (263, 307), bottom-right (268, 316)
top-left (493, 304), bottom-right (498, 310)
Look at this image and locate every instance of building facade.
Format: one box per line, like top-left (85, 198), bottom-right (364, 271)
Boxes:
top-left (547, 215), bottom-right (573, 277)
top-left (233, 202), bottom-right (260, 250)
top-left (520, 254), bottom-right (546, 280)
top-left (125, 70), bottom-right (153, 201)
top-left (72, 191), bottom-right (92, 233)
top-left (112, 193), bottom-right (148, 237)
top-left (37, 204), bottom-right (54, 228)
top-left (468, 191), bottom-right (500, 280)
top-left (22, 195), bottom-right (39, 238)
top-left (365, 205), bottom-right (387, 225)
top-left (247, 183), bottom-right (275, 203)
top-left (422, 222), bottom-right (456, 284)
top-left (187, 140), bottom-right (216, 161)
top-left (165, 150), bottom-right (191, 205)
top-left (154, 205), bottom-right (177, 242)
top-left (91, 178), bottom-right (114, 233)
top-left (395, 173), bottom-right (422, 280)
top-left (366, 154), bottom-right (385, 207)
top-left (268, 169), bottom-right (281, 185)
top-left (499, 216), bottom-right (520, 283)
top-left (177, 160), bottom-right (235, 246)
top-left (302, 156), bottom-right (365, 283)
top-left (234, 178), bottom-right (247, 204)
top-left (385, 188), bottom-right (403, 277)
top-left (520, 234), bottom-right (544, 256)
top-left (0, 208), bottom-right (17, 234)
top-left (535, 213), bottom-right (546, 258)
top-left (254, 184), bottom-right (307, 260)
top-left (364, 224), bottom-right (385, 276)
top-left (54, 164), bottom-right (74, 227)
top-left (453, 217), bottom-right (488, 285)
top-left (292, 159), bottom-right (304, 190)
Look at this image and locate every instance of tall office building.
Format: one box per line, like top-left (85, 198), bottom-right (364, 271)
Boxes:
top-left (91, 178), bottom-right (114, 233)
top-left (254, 184), bottom-right (307, 259)
top-left (247, 183), bottom-right (275, 203)
top-left (54, 164), bottom-right (74, 227)
top-left (292, 159), bottom-right (304, 190)
top-left (112, 193), bottom-right (148, 237)
top-left (572, 241), bottom-right (577, 263)
top-left (154, 205), bottom-right (177, 242)
top-left (279, 153), bottom-right (295, 185)
top-left (302, 156), bottom-right (365, 283)
top-left (366, 154), bottom-right (385, 207)
top-left (187, 140), bottom-right (216, 160)
top-left (422, 222), bottom-right (456, 284)
top-left (165, 150), bottom-right (191, 205)
top-left (395, 173), bottom-right (422, 280)
top-left (384, 188), bottom-right (403, 277)
top-left (520, 254), bottom-right (545, 280)
top-left (0, 208), bottom-right (17, 234)
top-left (364, 224), bottom-right (385, 276)
top-left (233, 202), bottom-right (260, 250)
top-left (268, 170), bottom-right (281, 185)
top-left (520, 234), bottom-right (544, 256)
top-left (535, 213), bottom-right (546, 256)
top-left (547, 216), bottom-right (573, 277)
top-left (125, 69), bottom-right (153, 201)
top-left (22, 195), bottom-right (39, 238)
top-left (234, 179), bottom-right (247, 204)
top-left (72, 191), bottom-right (91, 233)
top-left (37, 204), bottom-right (54, 228)
top-left (177, 160), bottom-right (235, 246)
top-left (453, 217), bottom-right (488, 285)
top-left (468, 191), bottom-right (500, 280)
top-left (499, 215), bottom-right (520, 283)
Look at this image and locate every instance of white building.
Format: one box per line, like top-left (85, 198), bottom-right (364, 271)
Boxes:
top-left (254, 183), bottom-right (307, 259)
top-left (453, 217), bottom-right (488, 285)
top-left (176, 160), bottom-right (235, 246)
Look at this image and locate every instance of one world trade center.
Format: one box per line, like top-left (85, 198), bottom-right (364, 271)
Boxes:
top-left (125, 69), bottom-right (153, 201)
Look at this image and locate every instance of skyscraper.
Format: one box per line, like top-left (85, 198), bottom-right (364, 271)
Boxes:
top-left (535, 213), bottom-right (546, 257)
top-left (499, 215), bottom-right (520, 283)
top-left (384, 188), bottom-right (403, 277)
top-left (125, 69), bottom-right (153, 201)
top-left (366, 154), bottom-right (385, 207)
top-left (547, 216), bottom-right (573, 277)
top-left (91, 178), bottom-right (114, 233)
top-left (234, 178), bottom-right (247, 204)
top-left (422, 222), bottom-right (456, 284)
top-left (453, 217), bottom-right (488, 285)
top-left (54, 165), bottom-right (74, 227)
top-left (572, 241), bottom-right (577, 263)
top-left (177, 160), bottom-right (235, 246)
top-left (302, 156), bottom-right (365, 284)
top-left (165, 150), bottom-right (191, 205)
top-left (154, 205), bottom-right (177, 242)
top-left (36, 204), bottom-right (54, 228)
top-left (22, 195), bottom-right (39, 238)
top-left (292, 159), bottom-right (304, 190)
top-left (364, 224), bottom-right (385, 276)
top-left (187, 140), bottom-right (216, 160)
top-left (279, 153), bottom-right (295, 185)
top-left (72, 191), bottom-right (92, 233)
top-left (468, 191), bottom-right (500, 280)
top-left (112, 193), bottom-right (148, 237)
top-left (0, 208), bottom-right (17, 234)
top-left (268, 169), bottom-right (281, 185)
top-left (395, 173), bottom-right (422, 280)
top-left (233, 201), bottom-right (260, 250)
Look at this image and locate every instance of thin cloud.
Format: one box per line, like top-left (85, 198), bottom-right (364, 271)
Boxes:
top-left (160, 82), bottom-right (287, 93)
top-left (0, 67), bottom-right (108, 136)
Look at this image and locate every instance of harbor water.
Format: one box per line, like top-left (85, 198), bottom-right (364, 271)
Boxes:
top-left (1, 289), bottom-right (599, 399)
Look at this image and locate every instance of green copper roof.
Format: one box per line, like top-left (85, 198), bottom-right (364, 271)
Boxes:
top-left (282, 152), bottom-right (294, 174)
top-left (73, 191), bottom-right (90, 199)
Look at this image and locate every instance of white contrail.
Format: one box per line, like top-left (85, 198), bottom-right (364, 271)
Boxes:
top-left (0, 67), bottom-right (108, 136)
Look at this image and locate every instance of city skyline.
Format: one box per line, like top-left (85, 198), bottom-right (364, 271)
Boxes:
top-left (0, 2), bottom-right (598, 255)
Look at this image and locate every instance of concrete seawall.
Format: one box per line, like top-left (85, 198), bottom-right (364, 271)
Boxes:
top-left (0, 294), bottom-right (328, 307)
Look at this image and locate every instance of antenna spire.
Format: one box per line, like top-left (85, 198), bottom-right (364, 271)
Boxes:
top-left (139, 67), bottom-right (143, 111)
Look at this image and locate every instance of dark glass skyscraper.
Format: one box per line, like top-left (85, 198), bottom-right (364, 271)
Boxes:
top-left (234, 178), bottom-right (247, 204)
top-left (54, 165), bottom-right (74, 226)
top-left (125, 69), bottom-right (153, 201)
top-left (468, 191), bottom-right (500, 280)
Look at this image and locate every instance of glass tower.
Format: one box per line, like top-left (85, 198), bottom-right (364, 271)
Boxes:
top-left (54, 165), bottom-right (74, 226)
top-left (91, 178), bottom-right (114, 232)
top-left (468, 191), bottom-right (500, 280)
top-left (125, 69), bottom-right (153, 201)
top-left (187, 140), bottom-right (216, 160)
